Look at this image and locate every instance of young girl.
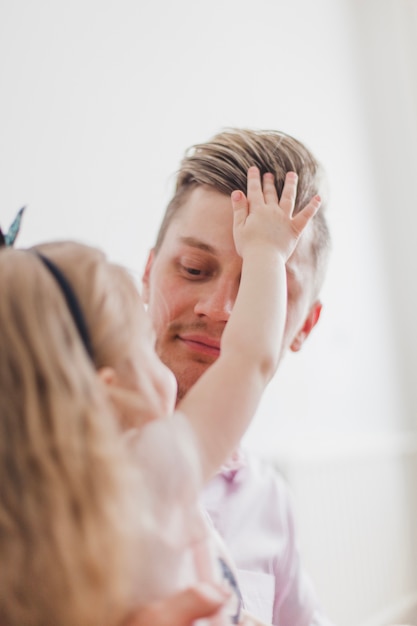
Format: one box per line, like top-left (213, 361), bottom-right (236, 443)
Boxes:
top-left (0, 168), bottom-right (319, 626)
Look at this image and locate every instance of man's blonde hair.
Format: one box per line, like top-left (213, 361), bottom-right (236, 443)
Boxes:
top-left (155, 128), bottom-right (331, 299)
top-left (0, 242), bottom-right (142, 626)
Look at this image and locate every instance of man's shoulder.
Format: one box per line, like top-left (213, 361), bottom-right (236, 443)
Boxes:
top-left (241, 447), bottom-right (287, 480)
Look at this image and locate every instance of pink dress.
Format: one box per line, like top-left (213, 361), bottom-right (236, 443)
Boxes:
top-left (125, 412), bottom-right (243, 625)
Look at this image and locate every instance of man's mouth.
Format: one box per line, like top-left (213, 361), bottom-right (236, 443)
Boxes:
top-left (177, 333), bottom-right (221, 357)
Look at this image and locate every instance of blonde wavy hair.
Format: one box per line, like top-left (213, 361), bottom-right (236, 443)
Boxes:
top-left (0, 242), bottom-right (144, 626)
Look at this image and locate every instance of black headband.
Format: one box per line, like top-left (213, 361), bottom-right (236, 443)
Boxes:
top-left (36, 253), bottom-right (94, 361)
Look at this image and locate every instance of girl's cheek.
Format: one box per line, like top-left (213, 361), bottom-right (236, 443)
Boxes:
top-left (160, 366), bottom-right (177, 416)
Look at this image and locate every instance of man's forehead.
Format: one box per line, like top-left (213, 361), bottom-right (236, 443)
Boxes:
top-left (162, 186), bottom-right (234, 244)
top-left (161, 185), bottom-right (317, 283)
top-left (177, 236), bottom-right (217, 255)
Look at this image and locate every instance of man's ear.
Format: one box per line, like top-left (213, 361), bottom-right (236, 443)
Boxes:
top-left (142, 249), bottom-right (155, 305)
top-left (97, 366), bottom-right (117, 386)
top-left (290, 301), bottom-right (322, 352)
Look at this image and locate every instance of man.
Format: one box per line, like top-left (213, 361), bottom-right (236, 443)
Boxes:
top-left (142, 129), bottom-right (332, 626)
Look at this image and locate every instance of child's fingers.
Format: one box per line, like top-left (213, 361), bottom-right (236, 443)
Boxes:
top-left (292, 195), bottom-right (321, 233)
top-left (262, 172), bottom-right (278, 206)
top-left (231, 189), bottom-right (249, 229)
top-left (246, 166), bottom-right (264, 206)
top-left (279, 172), bottom-right (298, 216)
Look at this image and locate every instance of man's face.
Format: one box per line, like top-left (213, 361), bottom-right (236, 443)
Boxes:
top-left (142, 185), bottom-right (322, 400)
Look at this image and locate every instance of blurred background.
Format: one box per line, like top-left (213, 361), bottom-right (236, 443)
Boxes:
top-left (1, 1), bottom-right (416, 624)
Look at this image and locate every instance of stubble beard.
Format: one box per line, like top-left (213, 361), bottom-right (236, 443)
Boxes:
top-left (156, 321), bottom-right (222, 404)
top-left (155, 333), bottom-right (218, 405)
top-left (174, 359), bottom-right (213, 404)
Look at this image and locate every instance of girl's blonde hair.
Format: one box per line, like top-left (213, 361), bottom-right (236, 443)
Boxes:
top-left (0, 242), bottom-right (143, 626)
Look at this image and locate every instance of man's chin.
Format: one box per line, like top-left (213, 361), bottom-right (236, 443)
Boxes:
top-left (174, 362), bottom-right (212, 402)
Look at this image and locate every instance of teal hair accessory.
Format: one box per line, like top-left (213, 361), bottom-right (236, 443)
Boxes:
top-left (0, 206), bottom-right (26, 247)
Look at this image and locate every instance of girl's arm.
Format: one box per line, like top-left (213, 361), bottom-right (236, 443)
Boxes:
top-left (178, 166), bottom-right (320, 481)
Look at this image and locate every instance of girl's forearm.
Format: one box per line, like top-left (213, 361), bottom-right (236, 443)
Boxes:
top-left (220, 245), bottom-right (287, 383)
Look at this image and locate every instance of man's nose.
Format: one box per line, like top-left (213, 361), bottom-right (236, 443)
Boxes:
top-left (194, 277), bottom-right (238, 322)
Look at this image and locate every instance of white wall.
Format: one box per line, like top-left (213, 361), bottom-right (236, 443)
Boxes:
top-left (1, 1), bottom-right (416, 623)
top-left (350, 0), bottom-right (417, 428)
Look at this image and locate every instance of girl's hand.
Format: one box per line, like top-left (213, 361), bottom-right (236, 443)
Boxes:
top-left (124, 583), bottom-right (230, 626)
top-left (231, 166), bottom-right (321, 263)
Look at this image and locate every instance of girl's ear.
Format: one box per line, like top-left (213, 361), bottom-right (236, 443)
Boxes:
top-left (97, 366), bottom-right (117, 386)
top-left (97, 367), bottom-right (153, 431)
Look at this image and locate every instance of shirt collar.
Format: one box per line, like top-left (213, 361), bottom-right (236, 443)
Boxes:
top-left (219, 447), bottom-right (246, 480)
